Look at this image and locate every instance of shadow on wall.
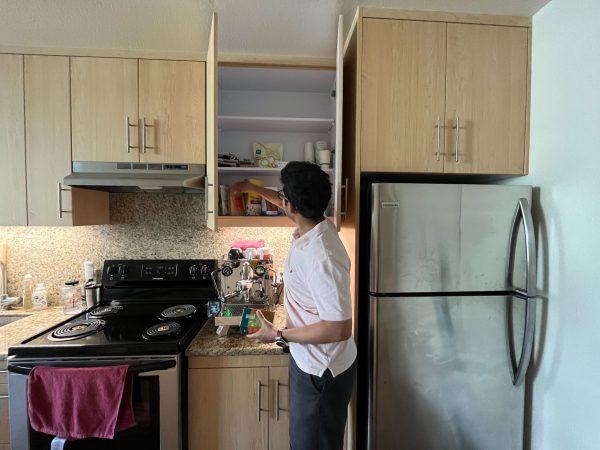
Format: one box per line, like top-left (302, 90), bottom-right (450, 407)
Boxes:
top-left (523, 186), bottom-right (551, 450)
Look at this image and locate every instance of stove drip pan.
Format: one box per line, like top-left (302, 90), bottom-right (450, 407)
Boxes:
top-left (143, 322), bottom-right (182, 340)
top-left (49, 319), bottom-right (107, 341)
top-left (160, 304), bottom-right (196, 320)
top-left (87, 305), bottom-right (124, 319)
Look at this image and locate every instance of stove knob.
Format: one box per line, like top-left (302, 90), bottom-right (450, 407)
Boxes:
top-left (118, 265), bottom-right (129, 276)
top-left (107, 265), bottom-right (119, 275)
top-left (189, 265), bottom-right (199, 276)
top-left (199, 264), bottom-right (210, 275)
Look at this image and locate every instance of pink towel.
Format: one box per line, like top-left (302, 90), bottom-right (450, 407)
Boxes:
top-left (28, 365), bottom-right (136, 440)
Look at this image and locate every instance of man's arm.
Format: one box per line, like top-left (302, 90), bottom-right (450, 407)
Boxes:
top-left (248, 310), bottom-right (352, 344)
top-left (230, 180), bottom-right (283, 208)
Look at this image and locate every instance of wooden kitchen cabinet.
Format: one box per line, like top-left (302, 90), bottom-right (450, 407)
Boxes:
top-left (0, 54), bottom-right (27, 226)
top-left (71, 57), bottom-right (206, 164)
top-left (188, 354), bottom-right (289, 450)
top-left (0, 54), bottom-right (108, 226)
top-left (359, 13), bottom-right (530, 175)
top-left (206, 14), bottom-right (345, 230)
top-left (25, 55), bottom-right (109, 226)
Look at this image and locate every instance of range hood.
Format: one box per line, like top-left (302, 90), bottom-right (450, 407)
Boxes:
top-left (63, 162), bottom-right (206, 193)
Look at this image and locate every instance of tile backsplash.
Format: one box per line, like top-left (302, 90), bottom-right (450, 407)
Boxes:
top-left (0, 193), bottom-right (293, 305)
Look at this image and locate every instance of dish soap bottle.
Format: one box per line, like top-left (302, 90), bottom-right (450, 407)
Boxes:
top-left (22, 274), bottom-right (33, 310)
top-left (32, 283), bottom-right (48, 309)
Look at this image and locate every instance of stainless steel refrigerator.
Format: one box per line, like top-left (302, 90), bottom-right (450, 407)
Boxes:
top-left (367, 183), bottom-right (537, 450)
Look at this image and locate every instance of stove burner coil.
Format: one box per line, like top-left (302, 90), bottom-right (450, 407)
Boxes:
top-left (49, 319), bottom-right (107, 341)
top-left (143, 322), bottom-right (182, 340)
top-left (160, 304), bottom-right (197, 320)
top-left (87, 305), bottom-right (124, 318)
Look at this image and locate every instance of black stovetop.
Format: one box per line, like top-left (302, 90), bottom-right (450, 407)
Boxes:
top-left (8, 259), bottom-right (218, 358)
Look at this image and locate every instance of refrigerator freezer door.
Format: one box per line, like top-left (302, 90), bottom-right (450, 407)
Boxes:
top-left (371, 183), bottom-right (532, 294)
top-left (370, 183), bottom-right (462, 293)
top-left (368, 295), bottom-right (526, 450)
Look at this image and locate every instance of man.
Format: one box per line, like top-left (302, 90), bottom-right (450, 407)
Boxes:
top-left (231, 161), bottom-right (357, 450)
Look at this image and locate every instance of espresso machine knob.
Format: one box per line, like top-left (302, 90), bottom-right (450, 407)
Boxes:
top-left (221, 264), bottom-right (233, 277)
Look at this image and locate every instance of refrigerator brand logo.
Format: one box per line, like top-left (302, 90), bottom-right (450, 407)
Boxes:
top-left (381, 202), bottom-right (399, 208)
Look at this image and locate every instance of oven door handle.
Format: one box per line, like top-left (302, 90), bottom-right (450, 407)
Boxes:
top-left (7, 359), bottom-right (176, 376)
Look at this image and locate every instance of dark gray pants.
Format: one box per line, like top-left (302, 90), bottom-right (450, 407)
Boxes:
top-left (289, 356), bottom-right (356, 450)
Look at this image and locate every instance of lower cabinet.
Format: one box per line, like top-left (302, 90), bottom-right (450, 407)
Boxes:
top-left (188, 354), bottom-right (289, 450)
top-left (0, 361), bottom-right (10, 449)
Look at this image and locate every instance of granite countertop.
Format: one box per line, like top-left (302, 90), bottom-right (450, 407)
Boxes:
top-left (0, 307), bottom-right (70, 359)
top-left (186, 304), bottom-right (287, 357)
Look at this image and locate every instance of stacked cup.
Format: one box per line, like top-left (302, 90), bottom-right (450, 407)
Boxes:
top-left (315, 141), bottom-right (331, 169)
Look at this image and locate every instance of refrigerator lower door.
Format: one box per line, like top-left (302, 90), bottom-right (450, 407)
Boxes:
top-left (368, 295), bottom-right (527, 450)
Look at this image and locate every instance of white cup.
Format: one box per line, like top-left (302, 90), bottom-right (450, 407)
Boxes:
top-left (315, 140), bottom-right (328, 150)
top-left (303, 142), bottom-right (315, 162)
top-left (317, 149), bottom-right (331, 166)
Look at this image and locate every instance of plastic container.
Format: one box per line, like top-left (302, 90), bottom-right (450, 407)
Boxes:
top-left (62, 280), bottom-right (83, 314)
top-left (22, 274), bottom-right (33, 311)
top-left (84, 261), bottom-right (95, 283)
top-left (32, 283), bottom-right (48, 310)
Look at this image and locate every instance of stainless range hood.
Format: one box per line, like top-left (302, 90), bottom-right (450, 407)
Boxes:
top-left (63, 162), bottom-right (206, 193)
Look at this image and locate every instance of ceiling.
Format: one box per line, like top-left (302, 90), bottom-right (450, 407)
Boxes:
top-left (0, 0), bottom-right (551, 59)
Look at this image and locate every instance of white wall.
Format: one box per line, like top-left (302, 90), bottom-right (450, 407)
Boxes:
top-left (526, 0), bottom-right (600, 448)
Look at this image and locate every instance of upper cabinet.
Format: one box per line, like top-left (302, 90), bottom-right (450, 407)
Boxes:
top-left (359, 13), bottom-right (530, 175)
top-left (206, 15), bottom-right (345, 230)
top-left (0, 54), bottom-right (27, 226)
top-left (0, 54), bottom-right (108, 226)
top-left (72, 57), bottom-right (206, 164)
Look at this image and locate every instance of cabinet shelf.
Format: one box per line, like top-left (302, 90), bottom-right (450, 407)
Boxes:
top-left (218, 215), bottom-right (294, 227)
top-left (218, 166), bottom-right (333, 176)
top-left (219, 115), bottom-right (334, 133)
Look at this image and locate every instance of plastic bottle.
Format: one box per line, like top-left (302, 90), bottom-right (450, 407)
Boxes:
top-left (32, 283), bottom-right (48, 309)
top-left (22, 274), bottom-right (33, 310)
top-left (84, 261), bottom-right (95, 283)
top-left (62, 280), bottom-right (82, 314)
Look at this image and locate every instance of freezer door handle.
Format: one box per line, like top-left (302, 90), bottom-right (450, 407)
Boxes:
top-left (510, 296), bottom-right (536, 386)
top-left (370, 184), bottom-right (381, 292)
top-left (508, 198), bottom-right (537, 297)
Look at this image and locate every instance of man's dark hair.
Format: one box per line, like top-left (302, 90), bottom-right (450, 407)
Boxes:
top-left (280, 161), bottom-right (331, 219)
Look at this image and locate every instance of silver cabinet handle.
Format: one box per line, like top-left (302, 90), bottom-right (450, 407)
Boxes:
top-left (453, 116), bottom-right (460, 162)
top-left (125, 116), bottom-right (139, 153)
top-left (340, 177), bottom-right (348, 218)
top-left (434, 116), bottom-right (442, 161)
top-left (204, 177), bottom-right (214, 222)
top-left (0, 395), bottom-right (8, 399)
top-left (58, 182), bottom-right (72, 219)
top-left (257, 381), bottom-right (268, 422)
top-left (141, 117), bottom-right (155, 154)
top-left (275, 379), bottom-right (280, 421)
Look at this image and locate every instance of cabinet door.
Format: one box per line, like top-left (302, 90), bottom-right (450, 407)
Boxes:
top-left (361, 19), bottom-right (446, 173)
top-left (188, 367), bottom-right (269, 450)
top-left (139, 59), bottom-right (206, 164)
top-left (269, 366), bottom-right (290, 450)
top-left (333, 15), bottom-right (344, 231)
top-left (71, 57), bottom-right (139, 162)
top-left (25, 55), bottom-right (72, 225)
top-left (0, 54), bottom-right (27, 226)
top-left (445, 24), bottom-right (528, 174)
top-left (205, 12), bottom-right (219, 230)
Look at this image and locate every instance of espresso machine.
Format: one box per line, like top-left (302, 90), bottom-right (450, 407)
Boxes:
top-left (210, 256), bottom-right (278, 336)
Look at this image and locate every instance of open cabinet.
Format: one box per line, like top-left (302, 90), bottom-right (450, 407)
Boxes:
top-left (206, 16), bottom-right (344, 230)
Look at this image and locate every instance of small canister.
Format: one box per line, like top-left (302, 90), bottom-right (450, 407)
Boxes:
top-left (62, 280), bottom-right (83, 314)
top-left (84, 281), bottom-right (103, 308)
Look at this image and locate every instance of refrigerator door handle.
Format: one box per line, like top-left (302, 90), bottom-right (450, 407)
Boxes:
top-left (510, 296), bottom-right (536, 386)
top-left (507, 198), bottom-right (537, 297)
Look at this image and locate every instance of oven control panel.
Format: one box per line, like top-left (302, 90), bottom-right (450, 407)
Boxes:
top-left (103, 259), bottom-right (217, 283)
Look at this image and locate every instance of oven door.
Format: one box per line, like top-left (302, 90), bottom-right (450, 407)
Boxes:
top-left (8, 355), bottom-right (181, 450)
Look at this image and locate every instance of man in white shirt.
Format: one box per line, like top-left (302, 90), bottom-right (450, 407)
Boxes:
top-left (232, 161), bottom-right (357, 450)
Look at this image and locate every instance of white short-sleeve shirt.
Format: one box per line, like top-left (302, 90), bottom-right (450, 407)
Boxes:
top-left (283, 219), bottom-right (357, 377)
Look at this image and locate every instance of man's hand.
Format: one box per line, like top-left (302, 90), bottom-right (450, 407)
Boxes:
top-left (230, 180), bottom-right (256, 196)
top-left (247, 310), bottom-right (278, 343)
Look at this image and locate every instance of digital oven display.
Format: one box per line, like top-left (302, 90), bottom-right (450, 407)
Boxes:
top-left (142, 263), bottom-right (178, 279)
